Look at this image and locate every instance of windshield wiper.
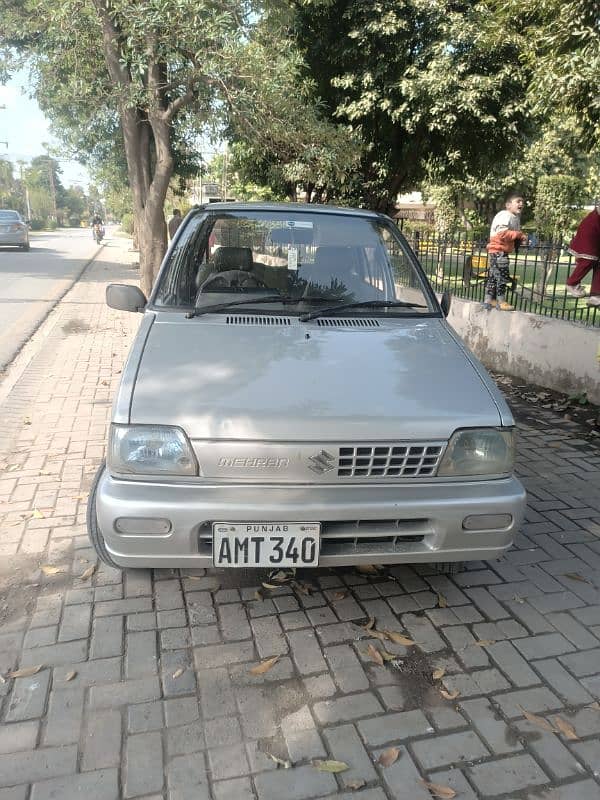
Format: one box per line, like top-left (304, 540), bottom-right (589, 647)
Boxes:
top-left (185, 294), bottom-right (379, 318)
top-left (299, 299), bottom-right (427, 322)
top-left (186, 295), bottom-right (288, 318)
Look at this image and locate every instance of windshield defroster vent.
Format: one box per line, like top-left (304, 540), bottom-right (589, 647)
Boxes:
top-left (226, 315), bottom-right (291, 326)
top-left (316, 318), bottom-right (380, 328)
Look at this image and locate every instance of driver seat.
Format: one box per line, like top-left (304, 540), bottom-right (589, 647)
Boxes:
top-left (211, 246), bottom-right (253, 272)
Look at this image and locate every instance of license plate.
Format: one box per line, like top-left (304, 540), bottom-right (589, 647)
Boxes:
top-left (213, 522), bottom-right (320, 567)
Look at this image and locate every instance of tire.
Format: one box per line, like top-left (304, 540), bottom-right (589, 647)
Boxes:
top-left (87, 462), bottom-right (123, 569)
top-left (434, 561), bottom-right (464, 575)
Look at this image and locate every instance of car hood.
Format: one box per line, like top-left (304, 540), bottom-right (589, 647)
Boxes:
top-left (129, 313), bottom-right (508, 440)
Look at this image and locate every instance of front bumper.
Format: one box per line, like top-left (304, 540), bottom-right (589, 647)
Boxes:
top-left (94, 469), bottom-right (526, 568)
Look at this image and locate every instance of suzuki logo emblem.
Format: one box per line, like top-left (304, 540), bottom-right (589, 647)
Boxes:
top-left (308, 450), bottom-right (336, 474)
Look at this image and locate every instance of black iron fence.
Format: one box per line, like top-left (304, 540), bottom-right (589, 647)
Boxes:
top-left (400, 229), bottom-right (599, 327)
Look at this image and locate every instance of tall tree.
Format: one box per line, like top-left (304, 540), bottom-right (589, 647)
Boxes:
top-left (292, 0), bottom-right (532, 210)
top-left (2, 0), bottom-right (251, 293)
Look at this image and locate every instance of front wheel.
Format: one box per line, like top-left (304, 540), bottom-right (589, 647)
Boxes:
top-left (87, 462), bottom-right (123, 570)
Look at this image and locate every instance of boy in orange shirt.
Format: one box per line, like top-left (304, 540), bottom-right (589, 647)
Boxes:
top-left (484, 193), bottom-right (528, 311)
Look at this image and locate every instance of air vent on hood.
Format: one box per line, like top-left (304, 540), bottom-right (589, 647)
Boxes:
top-left (226, 315), bottom-right (291, 326)
top-left (316, 318), bottom-right (380, 328)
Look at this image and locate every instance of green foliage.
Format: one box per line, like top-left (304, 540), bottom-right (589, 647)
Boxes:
top-left (422, 184), bottom-right (459, 236)
top-left (534, 174), bottom-right (585, 240)
top-left (498, 0), bottom-right (600, 141)
top-left (0, 158), bottom-right (25, 211)
top-left (292, 0), bottom-right (531, 208)
top-left (120, 212), bottom-right (134, 235)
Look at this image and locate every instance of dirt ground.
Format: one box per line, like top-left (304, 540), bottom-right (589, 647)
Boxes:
top-left (492, 370), bottom-right (600, 439)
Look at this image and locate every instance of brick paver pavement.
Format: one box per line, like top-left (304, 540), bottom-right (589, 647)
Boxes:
top-left (0, 236), bottom-right (600, 799)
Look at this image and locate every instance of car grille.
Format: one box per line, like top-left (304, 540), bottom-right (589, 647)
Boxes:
top-left (197, 518), bottom-right (428, 557)
top-left (338, 443), bottom-right (444, 478)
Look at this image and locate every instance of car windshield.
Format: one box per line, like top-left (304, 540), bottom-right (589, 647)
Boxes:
top-left (154, 209), bottom-right (436, 315)
top-left (0, 211), bottom-right (20, 220)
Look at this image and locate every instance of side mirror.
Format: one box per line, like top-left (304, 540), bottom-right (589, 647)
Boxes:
top-left (440, 290), bottom-right (452, 318)
top-left (106, 283), bottom-right (147, 313)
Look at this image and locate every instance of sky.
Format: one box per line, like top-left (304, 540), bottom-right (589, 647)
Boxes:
top-left (0, 69), bottom-right (90, 189)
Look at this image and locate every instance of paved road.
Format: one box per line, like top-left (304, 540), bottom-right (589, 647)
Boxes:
top-left (0, 228), bottom-right (103, 370)
top-left (0, 237), bottom-right (599, 800)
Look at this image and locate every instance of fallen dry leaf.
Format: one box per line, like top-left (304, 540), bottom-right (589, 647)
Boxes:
top-left (23, 417), bottom-right (32, 425)
top-left (172, 667), bottom-right (185, 679)
top-left (292, 580), bottom-right (312, 596)
top-left (419, 779), bottom-right (457, 799)
top-left (364, 616), bottom-right (376, 631)
top-left (553, 716), bottom-right (579, 741)
top-left (356, 564), bottom-right (382, 575)
top-left (383, 630), bottom-right (416, 647)
top-left (563, 572), bottom-right (590, 584)
top-left (380, 648), bottom-right (396, 662)
top-left (313, 759), bottom-right (349, 773)
top-left (65, 670), bottom-right (77, 682)
top-left (8, 665), bottom-right (44, 679)
top-left (0, 674), bottom-right (5, 684)
top-left (440, 688), bottom-right (460, 701)
top-left (437, 593), bottom-right (448, 608)
top-left (333, 591), bottom-right (348, 602)
top-left (475, 639), bottom-right (496, 647)
top-left (262, 582), bottom-right (280, 590)
top-left (254, 589), bottom-right (264, 602)
top-left (266, 753), bottom-right (292, 769)
top-left (183, 575), bottom-right (203, 580)
top-left (72, 494), bottom-right (87, 501)
top-left (79, 564), bottom-right (96, 580)
top-left (41, 565), bottom-right (63, 576)
top-left (588, 702), bottom-right (600, 711)
top-left (518, 706), bottom-right (556, 734)
top-left (367, 643), bottom-right (384, 666)
top-left (32, 509), bottom-right (45, 519)
top-left (249, 656), bottom-right (280, 675)
top-left (378, 746), bottom-right (400, 767)
top-left (269, 569), bottom-right (295, 583)
top-left (344, 779), bottom-right (366, 790)
top-left (365, 628), bottom-right (389, 643)
top-left (433, 667), bottom-right (446, 681)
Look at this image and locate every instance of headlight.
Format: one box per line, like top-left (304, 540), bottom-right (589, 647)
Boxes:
top-left (108, 424), bottom-right (197, 476)
top-left (438, 428), bottom-right (515, 477)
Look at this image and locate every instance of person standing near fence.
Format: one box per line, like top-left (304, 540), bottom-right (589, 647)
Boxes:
top-left (565, 203), bottom-right (600, 307)
top-left (483, 193), bottom-right (528, 311)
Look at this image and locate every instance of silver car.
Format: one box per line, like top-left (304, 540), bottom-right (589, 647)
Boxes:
top-left (0, 209), bottom-right (30, 250)
top-left (88, 203), bottom-right (525, 573)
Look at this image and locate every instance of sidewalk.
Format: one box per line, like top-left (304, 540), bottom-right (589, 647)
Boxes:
top-left (0, 238), bottom-right (599, 800)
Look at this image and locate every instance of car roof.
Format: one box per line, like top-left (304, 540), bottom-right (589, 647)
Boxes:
top-left (0, 209), bottom-right (20, 214)
top-left (192, 202), bottom-right (385, 220)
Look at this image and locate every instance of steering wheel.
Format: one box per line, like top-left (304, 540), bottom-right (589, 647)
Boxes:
top-left (199, 270), bottom-right (268, 293)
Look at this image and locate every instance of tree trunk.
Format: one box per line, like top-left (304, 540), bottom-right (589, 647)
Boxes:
top-left (94, 3), bottom-right (173, 298)
top-left (138, 215), bottom-right (167, 296)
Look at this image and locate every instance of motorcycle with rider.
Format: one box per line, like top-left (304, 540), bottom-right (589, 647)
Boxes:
top-left (91, 213), bottom-right (105, 243)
